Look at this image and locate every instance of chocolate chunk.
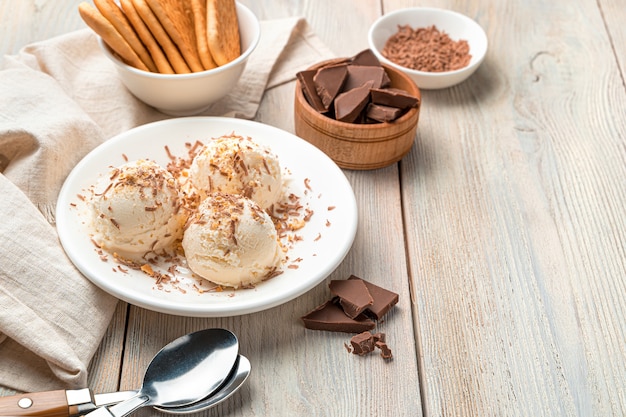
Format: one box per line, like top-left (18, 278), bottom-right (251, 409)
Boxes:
top-left (342, 65), bottom-right (390, 92)
top-left (349, 331), bottom-right (392, 359)
top-left (350, 331), bottom-right (376, 356)
top-left (300, 49), bottom-right (419, 126)
top-left (313, 64), bottom-right (348, 110)
top-left (372, 332), bottom-right (386, 343)
top-left (301, 300), bottom-right (375, 333)
top-left (348, 275), bottom-right (399, 320)
top-left (370, 87), bottom-right (419, 110)
top-left (375, 340), bottom-right (393, 359)
top-left (297, 70), bottom-right (326, 113)
top-left (366, 103), bottom-right (403, 123)
top-left (334, 80), bottom-right (374, 123)
top-left (351, 49), bottom-right (381, 66)
top-left (329, 279), bottom-right (374, 318)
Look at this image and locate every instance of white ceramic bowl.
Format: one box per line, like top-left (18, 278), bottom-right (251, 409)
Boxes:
top-left (368, 7), bottom-right (488, 90)
top-left (99, 2), bottom-right (260, 116)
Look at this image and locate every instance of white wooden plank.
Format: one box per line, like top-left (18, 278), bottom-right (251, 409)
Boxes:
top-left (393, 0), bottom-right (626, 415)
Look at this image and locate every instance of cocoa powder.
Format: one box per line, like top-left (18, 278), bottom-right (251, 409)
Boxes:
top-left (382, 25), bottom-right (471, 72)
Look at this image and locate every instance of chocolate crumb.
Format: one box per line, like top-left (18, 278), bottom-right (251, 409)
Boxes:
top-left (375, 340), bottom-right (393, 359)
top-left (348, 331), bottom-right (393, 360)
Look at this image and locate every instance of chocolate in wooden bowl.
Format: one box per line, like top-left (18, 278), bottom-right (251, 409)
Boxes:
top-left (294, 59), bottom-right (421, 170)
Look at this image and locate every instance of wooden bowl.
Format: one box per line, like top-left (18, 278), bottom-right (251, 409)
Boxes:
top-left (294, 59), bottom-right (421, 170)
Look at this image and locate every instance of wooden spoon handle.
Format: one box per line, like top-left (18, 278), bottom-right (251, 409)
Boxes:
top-left (0, 390), bottom-right (72, 417)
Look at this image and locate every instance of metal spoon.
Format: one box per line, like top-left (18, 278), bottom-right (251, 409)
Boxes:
top-left (68, 355), bottom-right (250, 416)
top-left (87, 328), bottom-right (239, 417)
top-left (154, 354), bottom-right (250, 414)
top-left (92, 355), bottom-right (251, 415)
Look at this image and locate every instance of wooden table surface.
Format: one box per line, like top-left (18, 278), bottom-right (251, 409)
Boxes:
top-left (2, 0), bottom-right (626, 416)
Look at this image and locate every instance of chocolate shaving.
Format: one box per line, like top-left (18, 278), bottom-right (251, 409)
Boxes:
top-left (382, 25), bottom-right (471, 72)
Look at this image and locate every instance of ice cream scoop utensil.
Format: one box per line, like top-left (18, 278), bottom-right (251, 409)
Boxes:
top-left (86, 328), bottom-right (238, 417)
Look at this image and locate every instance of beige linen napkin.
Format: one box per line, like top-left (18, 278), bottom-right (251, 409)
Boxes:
top-left (0, 17), bottom-right (334, 392)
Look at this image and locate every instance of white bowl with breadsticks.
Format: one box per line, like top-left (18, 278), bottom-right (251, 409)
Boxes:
top-left (79, 0), bottom-right (260, 115)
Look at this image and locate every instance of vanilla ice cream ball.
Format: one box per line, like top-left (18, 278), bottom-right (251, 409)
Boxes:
top-left (182, 192), bottom-right (284, 288)
top-left (188, 134), bottom-right (282, 211)
top-left (90, 159), bottom-right (186, 262)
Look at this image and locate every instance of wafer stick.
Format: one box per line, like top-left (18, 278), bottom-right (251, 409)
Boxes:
top-left (146, 0), bottom-right (204, 72)
top-left (191, 0), bottom-right (217, 70)
top-left (78, 1), bottom-right (150, 71)
top-left (131, 0), bottom-right (191, 73)
top-left (120, 0), bottom-right (174, 74)
top-left (206, 0), bottom-right (240, 66)
top-left (94, 0), bottom-right (157, 72)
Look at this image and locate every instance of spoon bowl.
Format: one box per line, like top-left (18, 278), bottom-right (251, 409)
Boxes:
top-left (155, 354), bottom-right (251, 414)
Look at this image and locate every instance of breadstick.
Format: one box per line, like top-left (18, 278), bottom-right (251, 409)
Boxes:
top-left (78, 1), bottom-right (150, 71)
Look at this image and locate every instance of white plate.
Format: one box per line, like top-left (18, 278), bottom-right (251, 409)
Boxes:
top-left (56, 117), bottom-right (357, 317)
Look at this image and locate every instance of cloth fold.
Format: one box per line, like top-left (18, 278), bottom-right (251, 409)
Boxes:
top-left (0, 16), bottom-right (334, 392)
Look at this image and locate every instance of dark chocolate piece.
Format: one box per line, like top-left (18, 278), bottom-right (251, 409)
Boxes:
top-left (313, 64), bottom-right (348, 110)
top-left (370, 87), bottom-right (419, 110)
top-left (301, 300), bottom-right (375, 333)
top-left (348, 275), bottom-right (399, 320)
top-left (350, 331), bottom-right (376, 356)
top-left (351, 49), bottom-right (381, 66)
top-left (329, 279), bottom-right (374, 318)
top-left (297, 70), bottom-right (326, 113)
top-left (342, 65), bottom-right (390, 92)
top-left (300, 49), bottom-right (419, 125)
top-left (366, 103), bottom-right (403, 123)
top-left (334, 80), bottom-right (374, 123)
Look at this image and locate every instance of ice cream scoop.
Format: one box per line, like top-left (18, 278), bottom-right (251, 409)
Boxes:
top-left (188, 134), bottom-right (282, 211)
top-left (182, 193), bottom-right (284, 288)
top-left (90, 159), bottom-right (186, 262)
